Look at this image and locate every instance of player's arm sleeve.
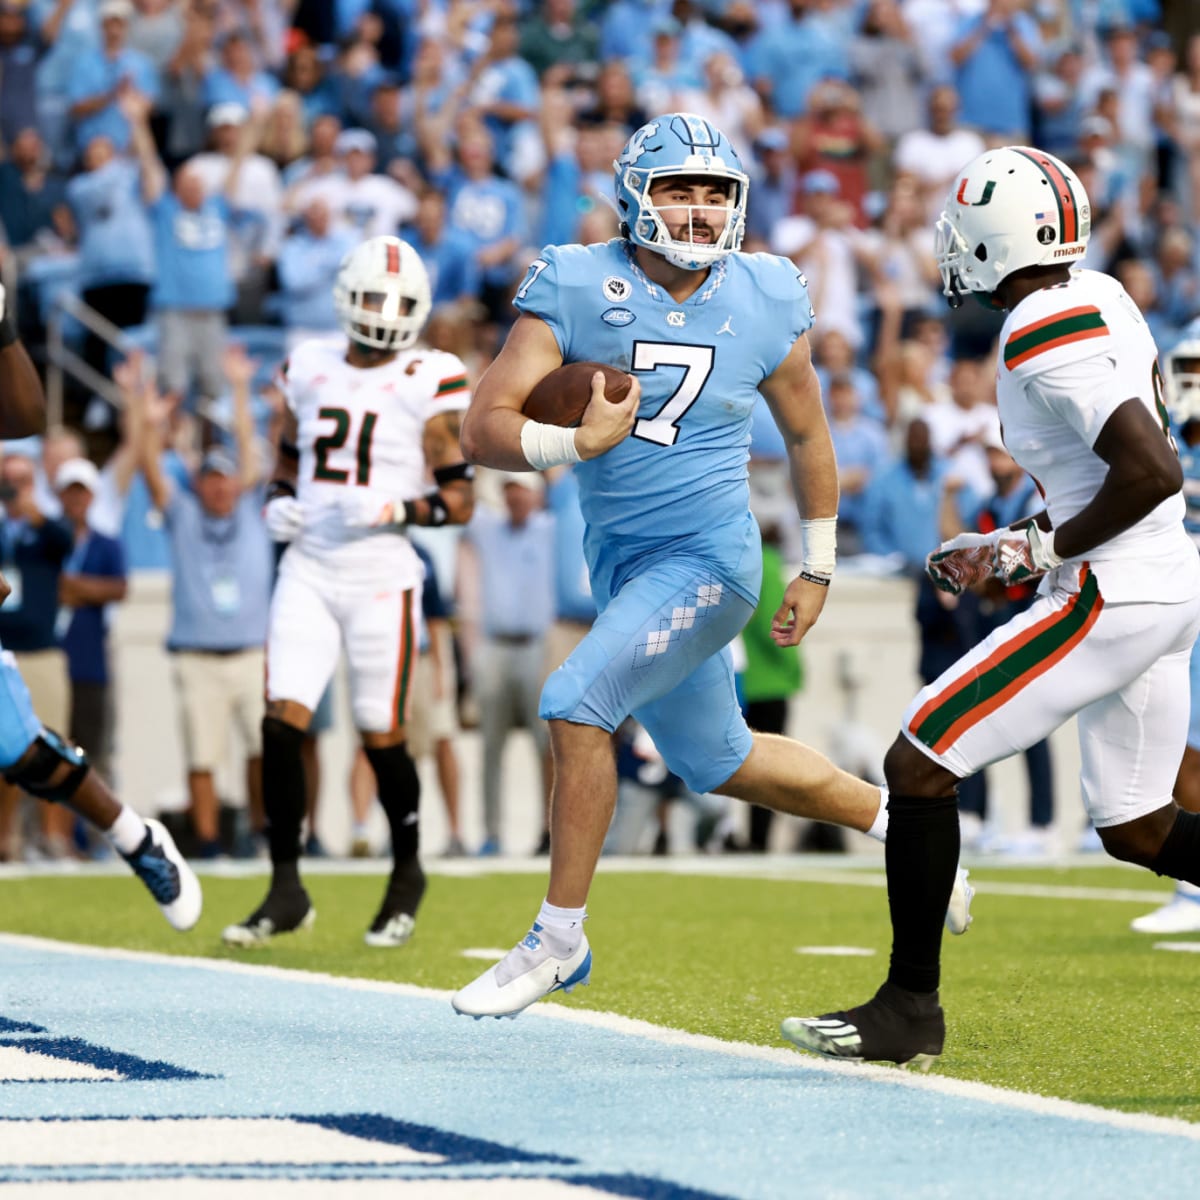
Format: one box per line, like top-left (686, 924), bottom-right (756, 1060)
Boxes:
top-left (511, 245), bottom-right (573, 359)
top-left (1022, 353), bottom-right (1129, 449)
top-left (760, 256), bottom-right (816, 377)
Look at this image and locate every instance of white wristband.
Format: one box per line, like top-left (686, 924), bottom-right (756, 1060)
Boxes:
top-left (800, 516), bottom-right (838, 577)
top-left (520, 419), bottom-right (582, 471)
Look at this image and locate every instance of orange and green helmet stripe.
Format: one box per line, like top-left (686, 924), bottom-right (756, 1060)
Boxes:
top-left (1013, 147), bottom-right (1081, 245)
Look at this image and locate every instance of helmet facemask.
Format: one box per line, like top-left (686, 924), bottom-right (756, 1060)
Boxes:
top-left (621, 163), bottom-right (748, 270)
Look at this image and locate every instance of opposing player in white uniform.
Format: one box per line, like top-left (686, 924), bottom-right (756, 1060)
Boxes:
top-left (222, 236), bottom-right (474, 948)
top-left (783, 147), bottom-right (1200, 1067)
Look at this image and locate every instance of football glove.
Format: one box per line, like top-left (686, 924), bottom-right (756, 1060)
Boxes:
top-left (264, 496), bottom-right (304, 543)
top-left (925, 531), bottom-right (1002, 595)
top-left (994, 520), bottom-right (1062, 585)
top-left (336, 490), bottom-right (406, 531)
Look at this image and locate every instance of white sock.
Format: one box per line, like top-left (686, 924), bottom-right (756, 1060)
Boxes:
top-left (536, 900), bottom-right (586, 954)
top-left (106, 805), bottom-right (149, 856)
top-left (865, 787), bottom-right (889, 843)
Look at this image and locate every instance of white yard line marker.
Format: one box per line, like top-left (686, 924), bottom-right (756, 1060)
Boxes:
top-left (2, 932), bottom-right (1197, 1142)
top-left (460, 948), bottom-right (509, 960)
top-left (1153, 941), bottom-right (1200, 953)
top-left (794, 946), bottom-right (876, 956)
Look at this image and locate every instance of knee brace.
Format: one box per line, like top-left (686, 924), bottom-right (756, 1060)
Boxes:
top-left (3, 729), bottom-right (89, 802)
top-left (364, 742), bottom-right (420, 859)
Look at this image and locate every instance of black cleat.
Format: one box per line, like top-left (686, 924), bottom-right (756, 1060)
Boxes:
top-left (364, 857), bottom-right (426, 947)
top-left (221, 884), bottom-right (315, 948)
top-left (781, 981), bottom-right (945, 1069)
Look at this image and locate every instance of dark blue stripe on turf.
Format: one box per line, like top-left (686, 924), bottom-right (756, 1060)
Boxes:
top-left (571, 1175), bottom-right (740, 1200)
top-left (0, 1038), bottom-right (215, 1081)
top-left (296, 1113), bottom-right (576, 1165)
top-left (0, 1017), bottom-right (46, 1033)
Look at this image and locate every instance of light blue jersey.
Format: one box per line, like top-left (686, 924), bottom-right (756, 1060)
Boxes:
top-left (524, 237), bottom-right (814, 793)
top-left (514, 239), bottom-right (813, 607)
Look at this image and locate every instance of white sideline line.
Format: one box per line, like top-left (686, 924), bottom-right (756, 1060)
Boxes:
top-left (0, 858), bottom-right (1174, 905)
top-left (1, 932), bottom-right (1197, 1142)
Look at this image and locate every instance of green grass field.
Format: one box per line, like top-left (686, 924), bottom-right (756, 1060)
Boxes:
top-left (2, 862), bottom-right (1197, 1122)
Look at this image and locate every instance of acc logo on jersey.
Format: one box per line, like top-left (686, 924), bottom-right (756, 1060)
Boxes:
top-left (602, 307), bottom-right (636, 327)
top-left (603, 276), bottom-right (632, 302)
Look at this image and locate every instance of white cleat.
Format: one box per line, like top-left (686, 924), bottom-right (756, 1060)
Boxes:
top-left (1130, 892), bottom-right (1200, 935)
top-left (451, 925), bottom-right (591, 1019)
top-left (945, 867), bottom-right (974, 935)
top-left (364, 912), bottom-right (416, 948)
top-left (121, 818), bottom-right (203, 932)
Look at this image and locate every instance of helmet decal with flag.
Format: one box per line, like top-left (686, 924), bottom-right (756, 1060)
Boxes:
top-left (612, 112), bottom-right (749, 270)
top-left (1164, 319), bottom-right (1200, 424)
top-left (935, 146), bottom-right (1091, 307)
top-left (334, 236), bottom-right (432, 352)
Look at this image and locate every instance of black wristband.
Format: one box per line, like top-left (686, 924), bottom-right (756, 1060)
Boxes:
top-left (278, 437), bottom-right (299, 462)
top-left (0, 309), bottom-right (17, 351)
top-left (264, 479), bottom-right (296, 504)
top-left (798, 570), bottom-right (832, 587)
top-left (424, 490), bottom-right (450, 526)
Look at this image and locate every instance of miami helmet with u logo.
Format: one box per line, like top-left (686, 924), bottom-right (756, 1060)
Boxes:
top-left (612, 113), bottom-right (750, 270)
top-left (935, 146), bottom-right (1091, 306)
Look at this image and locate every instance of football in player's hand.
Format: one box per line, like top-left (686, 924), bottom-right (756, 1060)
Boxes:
top-left (523, 362), bottom-right (633, 428)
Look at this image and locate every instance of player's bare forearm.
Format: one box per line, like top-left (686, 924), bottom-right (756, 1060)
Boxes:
top-left (1053, 398), bottom-right (1183, 559)
top-left (271, 408), bottom-right (300, 488)
top-left (461, 314), bottom-right (563, 471)
top-left (406, 479), bottom-right (473, 527)
top-left (418, 408), bottom-right (475, 525)
top-left (760, 335), bottom-right (839, 521)
top-left (0, 341), bottom-right (48, 439)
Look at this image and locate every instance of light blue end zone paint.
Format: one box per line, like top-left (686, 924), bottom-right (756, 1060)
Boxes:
top-left (0, 939), bottom-right (1196, 1198)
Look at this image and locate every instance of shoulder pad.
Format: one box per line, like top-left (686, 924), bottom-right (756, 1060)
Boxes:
top-left (739, 252), bottom-right (813, 302)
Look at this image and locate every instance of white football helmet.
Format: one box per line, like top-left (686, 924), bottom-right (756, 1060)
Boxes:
top-left (334, 236), bottom-right (431, 351)
top-left (935, 146), bottom-right (1091, 306)
top-left (1164, 322), bottom-right (1200, 424)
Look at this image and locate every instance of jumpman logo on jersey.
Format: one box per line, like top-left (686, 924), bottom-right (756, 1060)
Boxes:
top-left (716, 316), bottom-right (736, 336)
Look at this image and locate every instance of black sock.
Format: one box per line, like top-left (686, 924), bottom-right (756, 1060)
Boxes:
top-left (364, 742), bottom-right (420, 862)
top-left (262, 717), bottom-right (307, 866)
top-left (1151, 808), bottom-right (1200, 887)
top-left (884, 791), bottom-right (960, 995)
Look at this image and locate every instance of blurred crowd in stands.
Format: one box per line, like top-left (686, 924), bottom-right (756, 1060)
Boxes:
top-left (1, 0), bottom-right (1198, 861)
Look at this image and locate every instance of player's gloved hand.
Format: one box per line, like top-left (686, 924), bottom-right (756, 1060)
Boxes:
top-left (336, 490), bottom-right (405, 530)
top-left (264, 496), bottom-right (305, 543)
top-left (994, 520), bottom-right (1063, 585)
top-left (925, 531), bottom-right (1002, 595)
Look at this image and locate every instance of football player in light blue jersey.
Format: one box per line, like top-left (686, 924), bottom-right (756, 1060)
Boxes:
top-left (452, 113), bottom-right (973, 1020)
top-left (0, 284), bottom-right (200, 930)
top-left (1127, 331), bottom-right (1200, 933)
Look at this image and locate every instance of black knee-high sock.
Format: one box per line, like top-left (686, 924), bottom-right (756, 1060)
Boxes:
top-left (262, 716), bottom-right (307, 868)
top-left (885, 792), bottom-right (961, 995)
top-left (365, 742), bottom-right (420, 861)
top-left (1151, 809), bottom-right (1200, 886)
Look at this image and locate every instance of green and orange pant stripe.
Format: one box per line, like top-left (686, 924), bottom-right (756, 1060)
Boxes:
top-left (908, 567), bottom-right (1104, 757)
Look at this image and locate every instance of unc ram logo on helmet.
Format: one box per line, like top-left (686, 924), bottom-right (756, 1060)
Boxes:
top-left (613, 113), bottom-right (750, 272)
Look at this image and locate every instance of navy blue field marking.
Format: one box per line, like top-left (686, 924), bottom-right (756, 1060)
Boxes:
top-left (0, 1016), bottom-right (46, 1033)
top-left (570, 1175), bottom-right (740, 1200)
top-left (0, 1037), bottom-right (216, 1082)
top-left (297, 1112), bottom-right (575, 1165)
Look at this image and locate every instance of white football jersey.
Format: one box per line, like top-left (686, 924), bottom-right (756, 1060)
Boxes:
top-left (997, 269), bottom-right (1199, 602)
top-left (282, 335), bottom-right (471, 582)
